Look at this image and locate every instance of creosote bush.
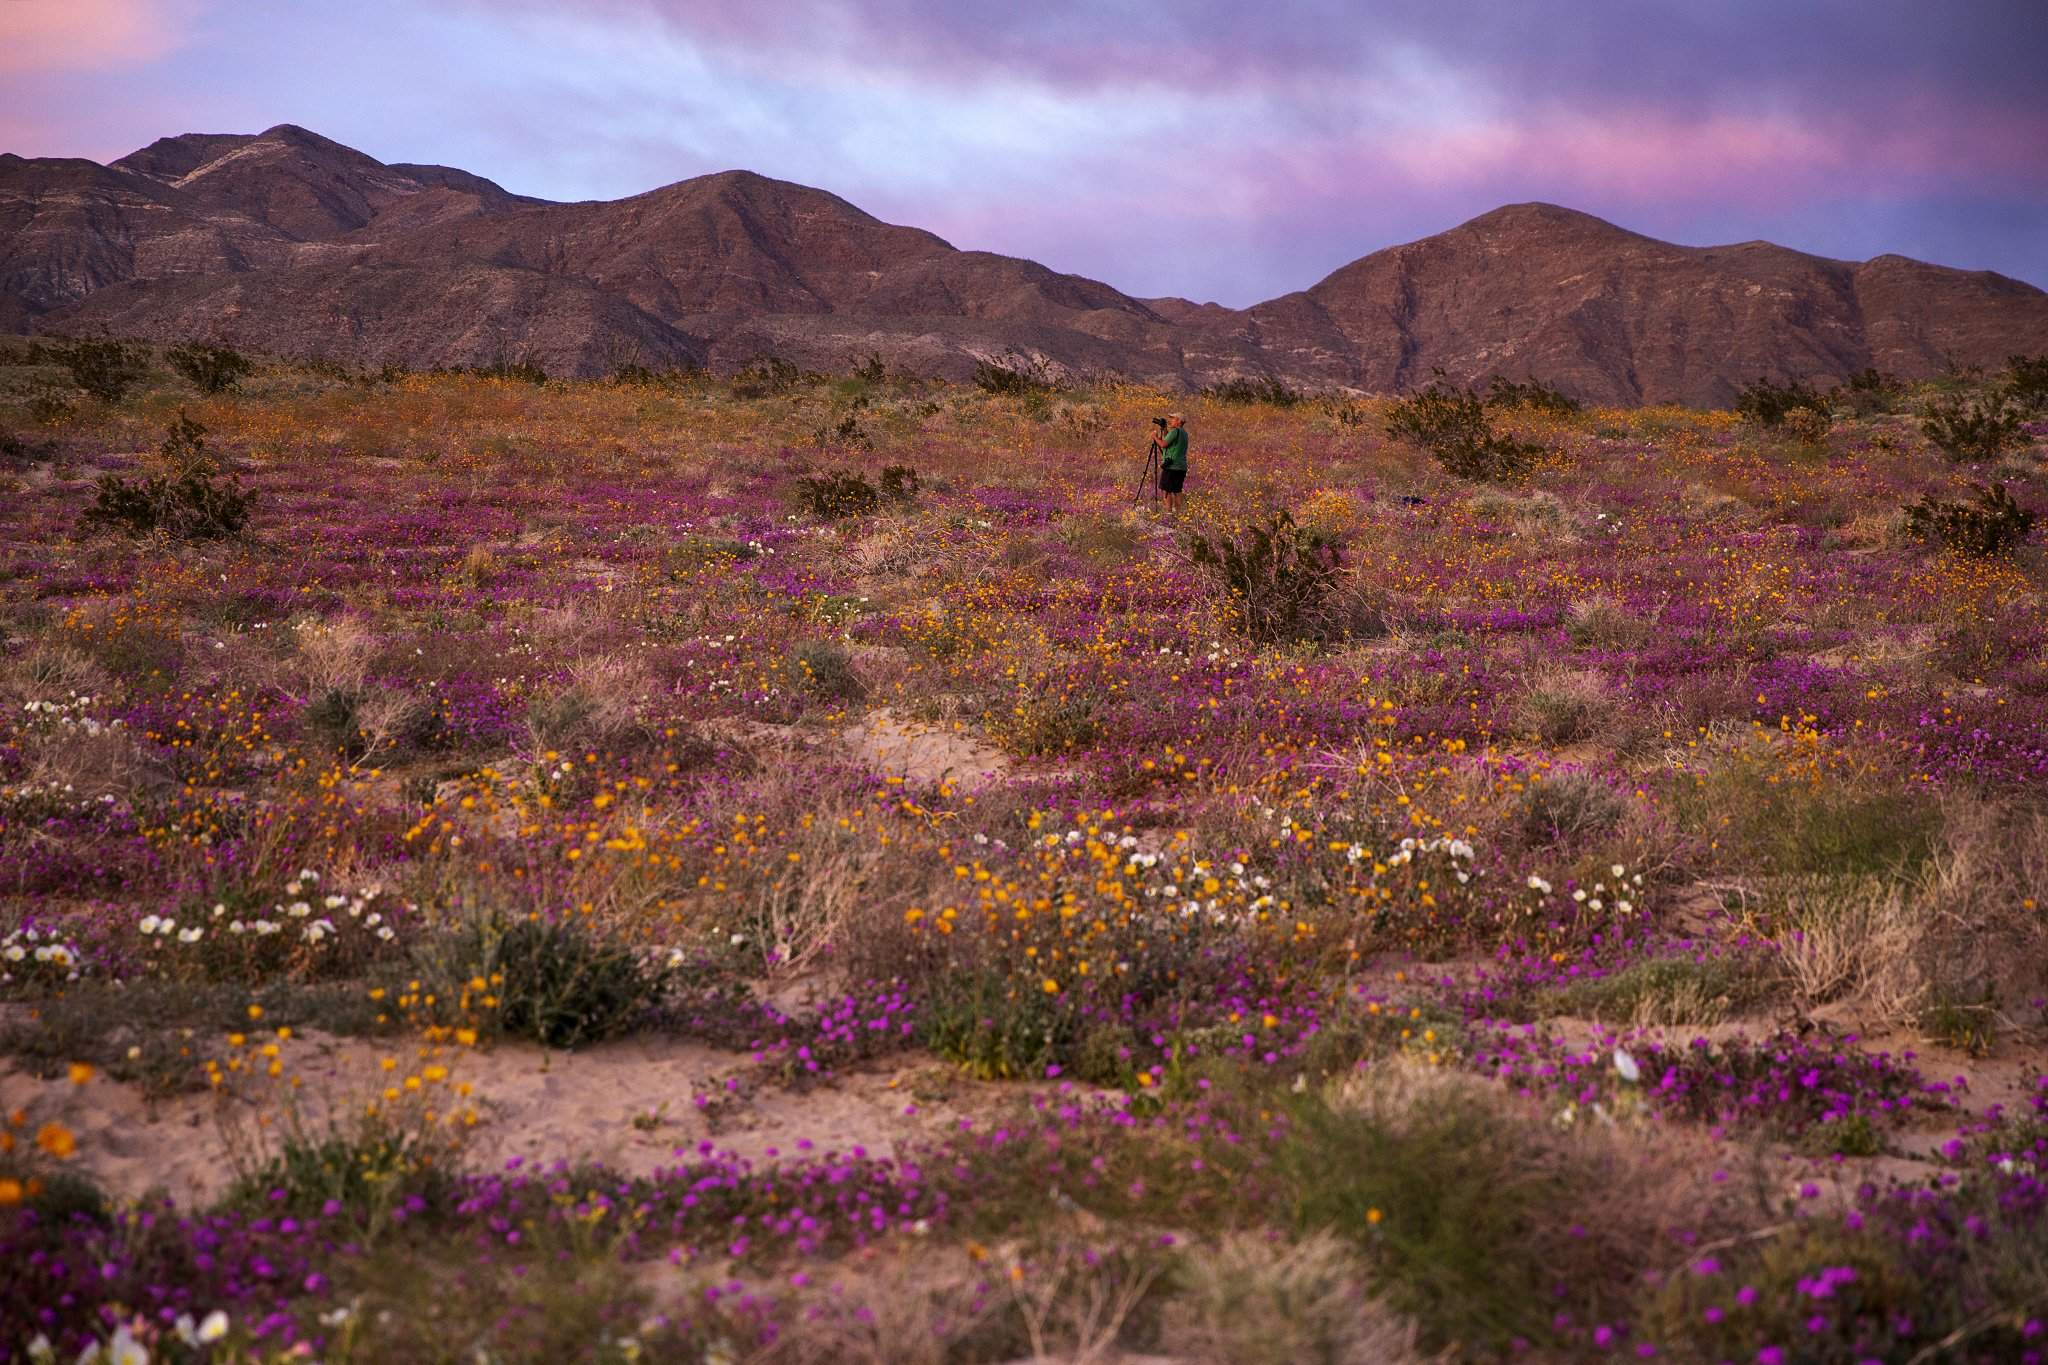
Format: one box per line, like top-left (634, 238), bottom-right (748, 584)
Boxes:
top-left (1383, 374), bottom-right (1540, 481)
top-left (53, 339), bottom-right (148, 404)
top-left (1484, 375), bottom-right (1581, 415)
top-left (1734, 375), bottom-right (1824, 428)
top-left (972, 355), bottom-right (1063, 396)
top-left (1185, 509), bottom-right (1343, 643)
top-left (1903, 481), bottom-right (2036, 556)
top-left (1920, 390), bottom-right (2027, 461)
top-left (1203, 375), bottom-right (1303, 407)
top-left (78, 412), bottom-right (252, 540)
top-left (167, 342), bottom-right (256, 393)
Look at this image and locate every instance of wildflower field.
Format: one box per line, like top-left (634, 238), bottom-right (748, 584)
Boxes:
top-left (2, 340), bottom-right (2046, 1363)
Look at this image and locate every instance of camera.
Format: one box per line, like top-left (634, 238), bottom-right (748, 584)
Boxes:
top-left (1151, 416), bottom-right (1168, 429)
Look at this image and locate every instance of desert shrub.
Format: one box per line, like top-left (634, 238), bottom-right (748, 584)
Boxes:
top-left (811, 408), bottom-right (873, 449)
top-left (1484, 375), bottom-right (1581, 415)
top-left (522, 657), bottom-right (647, 755)
top-left (1517, 769), bottom-right (1628, 842)
top-left (1780, 404), bottom-right (1833, 445)
top-left (1839, 366), bottom-right (1901, 416)
top-left (462, 914), bottom-right (668, 1049)
top-left (1920, 390), bottom-right (2027, 460)
top-left (303, 686), bottom-right (368, 758)
top-left (1903, 481), bottom-right (2036, 556)
top-left (972, 355), bottom-right (1062, 396)
top-left (157, 407), bottom-right (211, 473)
top-left (730, 354), bottom-right (801, 398)
top-left (80, 469), bottom-right (252, 540)
top-left (53, 339), bottom-right (148, 404)
top-left (166, 342), bottom-right (255, 393)
top-left (1383, 375), bottom-right (1539, 481)
top-left (2005, 352), bottom-right (2048, 412)
top-left (877, 463), bottom-right (919, 503)
top-left (1734, 376), bottom-right (1824, 428)
top-left (792, 640), bottom-right (865, 702)
top-left (794, 468), bottom-right (881, 519)
top-left (450, 356), bottom-right (546, 385)
top-left (1204, 375), bottom-right (1303, 406)
top-left (1164, 1232), bottom-right (1420, 1365)
top-left (1185, 510), bottom-right (1343, 643)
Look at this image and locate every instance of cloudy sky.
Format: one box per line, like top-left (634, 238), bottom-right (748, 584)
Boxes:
top-left (6, 0), bottom-right (2045, 305)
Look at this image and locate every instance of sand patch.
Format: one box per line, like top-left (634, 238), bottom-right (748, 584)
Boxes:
top-left (4, 1035), bottom-right (993, 1208)
top-left (843, 707), bottom-right (1008, 789)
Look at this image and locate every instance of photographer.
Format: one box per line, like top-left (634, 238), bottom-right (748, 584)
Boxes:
top-left (1151, 411), bottom-right (1188, 512)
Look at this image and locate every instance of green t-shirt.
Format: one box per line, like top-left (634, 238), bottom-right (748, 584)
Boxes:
top-left (1160, 426), bottom-right (1188, 470)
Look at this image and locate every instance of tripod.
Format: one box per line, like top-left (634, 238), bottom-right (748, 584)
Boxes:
top-left (1134, 439), bottom-right (1161, 506)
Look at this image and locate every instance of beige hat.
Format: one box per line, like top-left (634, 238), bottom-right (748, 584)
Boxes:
top-left (1166, 411), bottom-right (1184, 421)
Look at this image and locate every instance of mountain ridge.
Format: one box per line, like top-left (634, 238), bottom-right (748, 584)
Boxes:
top-left (5, 124), bottom-right (2044, 403)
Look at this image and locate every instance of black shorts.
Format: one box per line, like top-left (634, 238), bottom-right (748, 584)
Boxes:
top-left (1158, 466), bottom-right (1186, 493)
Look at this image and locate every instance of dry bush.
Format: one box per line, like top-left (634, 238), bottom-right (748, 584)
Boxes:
top-left (292, 614), bottom-right (377, 697)
top-left (1163, 1230), bottom-right (1426, 1365)
top-left (1911, 799), bottom-right (2048, 1010)
top-left (1471, 487), bottom-right (1573, 539)
top-left (2, 644), bottom-right (111, 704)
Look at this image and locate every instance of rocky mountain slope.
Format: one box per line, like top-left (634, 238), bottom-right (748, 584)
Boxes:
top-left (6, 124), bottom-right (2044, 402)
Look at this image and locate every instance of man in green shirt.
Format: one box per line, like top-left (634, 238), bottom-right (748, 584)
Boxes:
top-left (1155, 411), bottom-right (1188, 512)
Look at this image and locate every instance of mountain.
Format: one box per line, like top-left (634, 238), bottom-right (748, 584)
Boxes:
top-left (6, 125), bottom-right (2045, 403)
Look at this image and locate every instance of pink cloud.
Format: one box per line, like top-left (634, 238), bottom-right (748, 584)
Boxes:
top-left (0, 0), bottom-right (198, 74)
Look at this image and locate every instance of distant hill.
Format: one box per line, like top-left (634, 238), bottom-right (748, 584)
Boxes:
top-left (6, 124), bottom-right (2045, 403)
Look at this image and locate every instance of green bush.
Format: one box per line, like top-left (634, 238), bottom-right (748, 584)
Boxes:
top-left (1904, 482), bottom-right (2036, 557)
top-left (2005, 353), bottom-right (2048, 413)
top-left (55, 339), bottom-right (148, 404)
top-left (225, 1113), bottom-right (458, 1239)
top-left (1384, 375), bottom-right (1539, 481)
top-left (918, 968), bottom-right (1073, 1079)
top-left (167, 342), bottom-right (255, 393)
top-left (1185, 510), bottom-right (1343, 643)
top-left (470, 915), bottom-right (668, 1049)
top-left (1920, 391), bottom-right (2027, 460)
top-left (793, 640), bottom-right (865, 702)
top-left (1203, 375), bottom-right (1303, 406)
top-left (1734, 376), bottom-right (1824, 428)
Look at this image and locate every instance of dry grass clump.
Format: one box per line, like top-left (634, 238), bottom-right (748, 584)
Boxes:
top-left (1768, 873), bottom-right (1924, 1026)
top-left (1163, 1231), bottom-right (1427, 1365)
top-left (522, 652), bottom-right (653, 756)
top-left (1471, 487), bottom-right (1573, 538)
top-left (1515, 666), bottom-right (1614, 744)
top-left (1564, 594), bottom-right (1653, 649)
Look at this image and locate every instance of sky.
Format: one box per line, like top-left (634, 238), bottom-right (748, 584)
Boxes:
top-left (5, 0), bottom-right (2046, 306)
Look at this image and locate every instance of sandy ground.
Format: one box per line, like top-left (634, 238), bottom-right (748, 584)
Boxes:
top-left (4, 1033), bottom-right (997, 1207)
